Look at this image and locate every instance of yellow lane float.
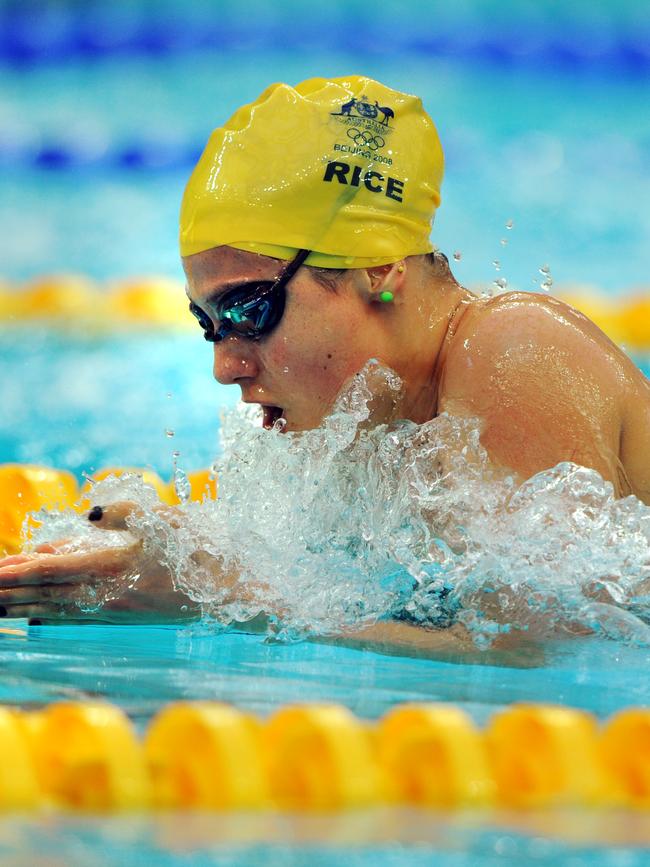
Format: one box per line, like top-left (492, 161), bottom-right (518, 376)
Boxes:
top-left (618, 295), bottom-right (650, 350)
top-left (16, 275), bottom-right (102, 322)
top-left (0, 276), bottom-right (648, 348)
top-left (0, 708), bottom-right (40, 810)
top-left (0, 465), bottom-right (78, 554)
top-left (0, 701), bottom-right (647, 812)
top-left (106, 277), bottom-right (194, 329)
top-left (377, 703), bottom-right (494, 807)
top-left (145, 702), bottom-right (266, 809)
top-left (0, 280), bottom-right (18, 319)
top-left (599, 708), bottom-right (650, 808)
top-left (26, 702), bottom-right (149, 811)
top-left (485, 703), bottom-right (604, 808)
top-left (263, 704), bottom-right (381, 810)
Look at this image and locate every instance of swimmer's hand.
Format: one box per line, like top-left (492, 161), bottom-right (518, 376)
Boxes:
top-left (86, 500), bottom-right (183, 531)
top-left (0, 501), bottom-right (200, 624)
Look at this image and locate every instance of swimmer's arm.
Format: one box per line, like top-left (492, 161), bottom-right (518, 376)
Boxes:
top-left (0, 501), bottom-right (267, 623)
top-left (233, 612), bottom-right (545, 665)
top-left (317, 620), bottom-right (546, 666)
top-left (438, 294), bottom-right (626, 488)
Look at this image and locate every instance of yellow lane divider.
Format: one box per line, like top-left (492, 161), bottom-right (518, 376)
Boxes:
top-left (0, 276), bottom-right (649, 347)
top-left (0, 275), bottom-right (194, 330)
top-left (0, 701), bottom-right (647, 812)
top-left (378, 704), bottom-right (494, 807)
top-left (0, 464), bottom-right (217, 555)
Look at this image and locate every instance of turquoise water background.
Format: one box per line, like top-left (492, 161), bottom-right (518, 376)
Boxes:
top-left (1, 0), bottom-right (650, 863)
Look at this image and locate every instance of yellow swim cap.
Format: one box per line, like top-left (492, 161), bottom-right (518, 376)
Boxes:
top-left (180, 76), bottom-right (444, 268)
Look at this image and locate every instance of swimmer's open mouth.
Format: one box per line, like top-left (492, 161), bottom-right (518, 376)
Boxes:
top-left (262, 405), bottom-right (284, 430)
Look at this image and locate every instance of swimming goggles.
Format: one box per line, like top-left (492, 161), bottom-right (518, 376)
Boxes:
top-left (189, 248), bottom-right (311, 343)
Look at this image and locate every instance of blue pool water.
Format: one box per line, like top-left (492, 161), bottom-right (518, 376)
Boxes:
top-left (1, 0), bottom-right (650, 863)
top-left (1, 625), bottom-right (650, 864)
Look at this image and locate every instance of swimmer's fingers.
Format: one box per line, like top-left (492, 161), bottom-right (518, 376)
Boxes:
top-left (86, 501), bottom-right (182, 531)
top-left (0, 540), bottom-right (73, 565)
top-left (0, 584), bottom-right (77, 608)
top-left (0, 553), bottom-right (35, 567)
top-left (0, 603), bottom-right (76, 623)
top-left (0, 546), bottom-right (138, 587)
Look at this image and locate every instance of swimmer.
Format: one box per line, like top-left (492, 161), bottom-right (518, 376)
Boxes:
top-left (0, 76), bottom-right (648, 650)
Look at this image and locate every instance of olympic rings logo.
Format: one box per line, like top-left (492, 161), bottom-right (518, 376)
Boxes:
top-left (346, 128), bottom-right (385, 151)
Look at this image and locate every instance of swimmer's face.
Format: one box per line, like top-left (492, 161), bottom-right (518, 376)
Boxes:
top-left (183, 246), bottom-right (393, 432)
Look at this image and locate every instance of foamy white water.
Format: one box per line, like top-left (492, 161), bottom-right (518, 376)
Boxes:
top-left (31, 361), bottom-right (650, 647)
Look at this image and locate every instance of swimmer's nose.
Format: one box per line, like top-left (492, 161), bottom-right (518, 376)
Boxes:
top-left (212, 338), bottom-right (260, 385)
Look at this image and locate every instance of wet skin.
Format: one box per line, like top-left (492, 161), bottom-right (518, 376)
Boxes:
top-left (181, 246), bottom-right (465, 433)
top-left (183, 246), bottom-right (650, 502)
top-left (0, 246), bottom-right (648, 639)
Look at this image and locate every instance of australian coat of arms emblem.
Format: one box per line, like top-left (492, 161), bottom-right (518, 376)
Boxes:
top-left (330, 94), bottom-right (395, 164)
top-left (335, 96), bottom-right (394, 126)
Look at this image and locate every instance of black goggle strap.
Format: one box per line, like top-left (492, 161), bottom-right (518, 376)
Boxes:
top-left (276, 247), bottom-right (311, 285)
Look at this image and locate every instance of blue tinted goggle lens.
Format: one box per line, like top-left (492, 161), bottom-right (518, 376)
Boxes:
top-left (189, 282), bottom-right (284, 343)
top-left (188, 248), bottom-right (310, 344)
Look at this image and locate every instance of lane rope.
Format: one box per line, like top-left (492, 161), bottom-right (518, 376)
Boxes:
top-left (0, 699), bottom-right (647, 811)
top-left (0, 276), bottom-right (648, 348)
top-left (1, 9), bottom-right (648, 73)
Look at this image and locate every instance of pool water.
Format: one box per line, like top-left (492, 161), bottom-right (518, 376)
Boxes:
top-left (1, 625), bottom-right (650, 864)
top-left (1, 0), bottom-right (650, 863)
top-left (3, 626), bottom-right (650, 731)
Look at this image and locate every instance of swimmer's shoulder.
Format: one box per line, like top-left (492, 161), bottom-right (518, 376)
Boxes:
top-left (445, 290), bottom-right (638, 384)
top-left (438, 290), bottom-right (636, 488)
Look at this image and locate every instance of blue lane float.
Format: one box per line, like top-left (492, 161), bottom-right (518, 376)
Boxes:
top-left (1, 4), bottom-right (649, 72)
top-left (0, 139), bottom-right (202, 172)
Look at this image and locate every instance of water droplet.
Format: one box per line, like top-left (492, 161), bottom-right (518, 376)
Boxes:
top-left (165, 429), bottom-right (175, 438)
top-left (539, 264), bottom-right (551, 276)
top-left (180, 604), bottom-right (188, 613)
top-left (495, 277), bottom-right (508, 289)
top-left (541, 277), bottom-right (554, 291)
top-left (500, 238), bottom-right (508, 247)
top-left (172, 450), bottom-right (180, 458)
top-left (453, 251), bottom-right (462, 261)
top-left (344, 256), bottom-right (355, 266)
top-left (166, 392), bottom-right (173, 399)
top-left (173, 464), bottom-right (191, 504)
top-left (505, 219), bottom-right (514, 229)
top-left (493, 260), bottom-right (500, 271)
top-left (283, 366), bottom-right (289, 374)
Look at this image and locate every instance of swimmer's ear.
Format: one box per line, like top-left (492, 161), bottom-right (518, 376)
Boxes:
top-left (365, 260), bottom-right (407, 303)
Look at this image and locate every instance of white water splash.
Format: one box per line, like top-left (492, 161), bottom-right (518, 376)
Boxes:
top-left (30, 361), bottom-right (650, 646)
